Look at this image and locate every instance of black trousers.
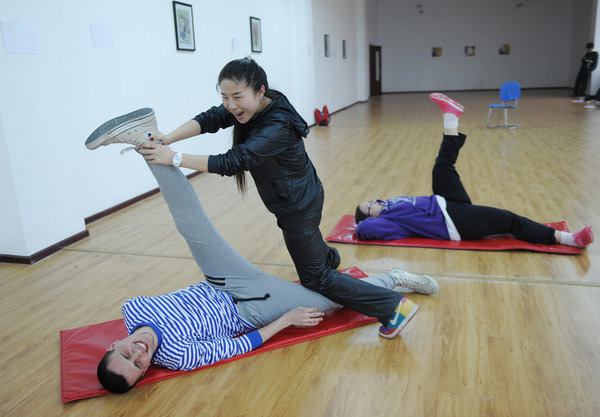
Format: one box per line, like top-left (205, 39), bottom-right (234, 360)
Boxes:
top-left (278, 186), bottom-right (402, 325)
top-left (573, 69), bottom-right (591, 97)
top-left (433, 134), bottom-right (556, 244)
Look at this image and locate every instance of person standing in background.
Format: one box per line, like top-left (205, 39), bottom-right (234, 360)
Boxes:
top-left (572, 42), bottom-right (598, 100)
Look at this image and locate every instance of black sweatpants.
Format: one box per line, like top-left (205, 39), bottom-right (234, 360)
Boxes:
top-left (432, 134), bottom-right (556, 244)
top-left (573, 69), bottom-right (592, 97)
top-left (278, 186), bottom-right (402, 325)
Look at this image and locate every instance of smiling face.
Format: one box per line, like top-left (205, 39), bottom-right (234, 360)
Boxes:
top-left (106, 326), bottom-right (158, 386)
top-left (220, 78), bottom-right (266, 124)
top-left (358, 200), bottom-right (384, 218)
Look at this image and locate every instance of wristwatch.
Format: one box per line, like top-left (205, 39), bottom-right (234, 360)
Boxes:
top-left (172, 152), bottom-right (183, 167)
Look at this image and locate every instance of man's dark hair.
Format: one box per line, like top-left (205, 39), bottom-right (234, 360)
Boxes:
top-left (586, 42), bottom-right (594, 49)
top-left (355, 205), bottom-right (368, 224)
top-left (97, 350), bottom-right (137, 394)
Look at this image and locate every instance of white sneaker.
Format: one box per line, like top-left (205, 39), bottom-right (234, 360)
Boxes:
top-left (85, 108), bottom-right (157, 152)
top-left (389, 268), bottom-right (439, 295)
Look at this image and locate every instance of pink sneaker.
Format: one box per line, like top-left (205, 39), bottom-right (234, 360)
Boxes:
top-left (429, 93), bottom-right (465, 117)
top-left (574, 226), bottom-right (594, 248)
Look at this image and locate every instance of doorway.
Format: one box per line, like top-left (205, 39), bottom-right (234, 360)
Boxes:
top-left (369, 45), bottom-right (382, 96)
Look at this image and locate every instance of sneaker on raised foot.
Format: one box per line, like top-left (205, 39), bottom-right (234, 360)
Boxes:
top-left (378, 297), bottom-right (419, 339)
top-left (429, 93), bottom-right (465, 117)
top-left (389, 268), bottom-right (439, 295)
top-left (85, 108), bottom-right (157, 152)
top-left (574, 226), bottom-right (594, 248)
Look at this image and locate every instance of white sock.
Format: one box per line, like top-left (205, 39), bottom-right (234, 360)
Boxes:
top-left (443, 113), bottom-right (459, 129)
top-left (558, 231), bottom-right (576, 246)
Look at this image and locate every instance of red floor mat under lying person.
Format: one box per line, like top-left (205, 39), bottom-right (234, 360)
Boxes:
top-left (326, 215), bottom-right (582, 254)
top-left (60, 267), bottom-right (376, 402)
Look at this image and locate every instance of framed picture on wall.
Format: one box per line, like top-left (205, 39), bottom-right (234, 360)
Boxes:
top-left (499, 44), bottom-right (510, 55)
top-left (172, 1), bottom-right (195, 51)
top-left (432, 46), bottom-right (442, 57)
top-left (464, 45), bottom-right (475, 56)
top-left (343, 39), bottom-right (347, 59)
top-left (324, 34), bottom-right (330, 57)
top-left (250, 17), bottom-right (262, 52)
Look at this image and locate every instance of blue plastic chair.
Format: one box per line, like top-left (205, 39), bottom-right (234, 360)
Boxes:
top-left (487, 81), bottom-right (521, 129)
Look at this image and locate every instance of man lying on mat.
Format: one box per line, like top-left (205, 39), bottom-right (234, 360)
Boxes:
top-left (86, 117), bottom-right (438, 394)
top-left (354, 93), bottom-right (593, 249)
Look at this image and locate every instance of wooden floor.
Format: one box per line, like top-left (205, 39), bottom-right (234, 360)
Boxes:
top-left (2, 89), bottom-right (599, 417)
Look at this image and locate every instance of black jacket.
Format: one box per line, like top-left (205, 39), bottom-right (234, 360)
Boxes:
top-left (195, 92), bottom-right (322, 220)
top-left (581, 51), bottom-right (598, 72)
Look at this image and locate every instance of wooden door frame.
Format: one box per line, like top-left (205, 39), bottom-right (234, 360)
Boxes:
top-left (369, 45), bottom-right (382, 97)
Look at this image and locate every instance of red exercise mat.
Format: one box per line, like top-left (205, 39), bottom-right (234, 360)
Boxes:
top-left (326, 215), bottom-right (581, 254)
top-left (60, 267), bottom-right (374, 402)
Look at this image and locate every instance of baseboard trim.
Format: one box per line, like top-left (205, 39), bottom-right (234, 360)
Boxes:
top-left (0, 230), bottom-right (90, 265)
top-left (1, 170), bottom-right (202, 264)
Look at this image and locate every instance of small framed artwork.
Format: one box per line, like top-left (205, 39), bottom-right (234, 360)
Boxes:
top-left (432, 46), bottom-right (442, 57)
top-left (172, 1), bottom-right (195, 51)
top-left (324, 34), bottom-right (330, 57)
top-left (343, 39), bottom-right (347, 59)
top-left (464, 45), bottom-right (475, 56)
top-left (499, 44), bottom-right (510, 55)
top-left (250, 17), bottom-right (262, 52)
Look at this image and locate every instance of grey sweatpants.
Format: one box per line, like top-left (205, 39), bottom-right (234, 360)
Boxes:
top-left (147, 163), bottom-right (398, 328)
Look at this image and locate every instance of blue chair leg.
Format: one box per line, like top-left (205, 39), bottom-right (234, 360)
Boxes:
top-left (509, 108), bottom-right (519, 129)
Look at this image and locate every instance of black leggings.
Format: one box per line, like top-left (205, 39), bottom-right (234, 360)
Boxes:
top-left (433, 134), bottom-right (556, 244)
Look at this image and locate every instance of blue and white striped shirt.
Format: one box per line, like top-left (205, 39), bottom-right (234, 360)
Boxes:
top-left (121, 282), bottom-right (263, 371)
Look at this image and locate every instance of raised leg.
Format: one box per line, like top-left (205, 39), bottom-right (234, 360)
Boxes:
top-left (431, 134), bottom-right (472, 204)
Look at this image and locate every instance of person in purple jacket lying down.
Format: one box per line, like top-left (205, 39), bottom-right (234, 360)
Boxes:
top-left (354, 93), bottom-right (594, 249)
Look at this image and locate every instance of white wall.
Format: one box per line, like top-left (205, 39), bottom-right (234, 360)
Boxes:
top-left (312, 0), bottom-right (368, 110)
top-left (377, 0), bottom-right (583, 92)
top-left (0, 0), bottom-right (317, 257)
top-left (288, 0), bottom-right (317, 118)
top-left (366, 0), bottom-right (379, 46)
top-left (570, 0), bottom-right (598, 94)
top-left (355, 0), bottom-right (370, 101)
top-left (0, 112), bottom-right (27, 254)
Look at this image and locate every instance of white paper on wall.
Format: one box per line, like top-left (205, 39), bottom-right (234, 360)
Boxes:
top-left (89, 22), bottom-right (114, 48)
top-left (0, 19), bottom-right (39, 54)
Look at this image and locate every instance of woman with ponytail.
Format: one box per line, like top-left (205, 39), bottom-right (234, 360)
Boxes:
top-left (140, 57), bottom-right (434, 339)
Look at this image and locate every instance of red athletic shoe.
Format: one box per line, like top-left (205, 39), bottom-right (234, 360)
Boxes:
top-left (574, 226), bottom-right (594, 248)
top-left (323, 105), bottom-right (330, 124)
top-left (429, 93), bottom-right (465, 117)
top-left (314, 108), bottom-right (323, 125)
